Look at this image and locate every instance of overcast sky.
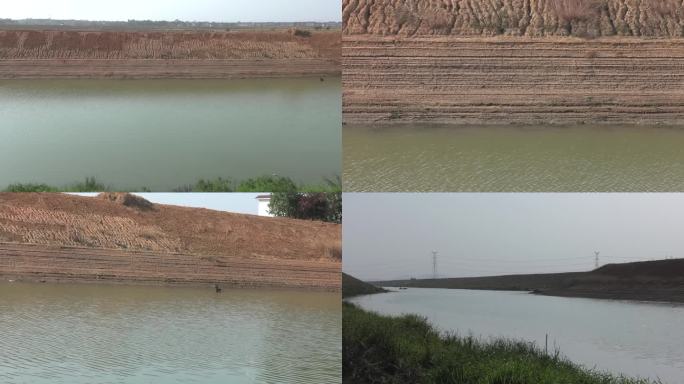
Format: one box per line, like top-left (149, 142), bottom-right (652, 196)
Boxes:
top-left (2, 0), bottom-right (341, 22)
top-left (343, 193), bottom-right (684, 281)
top-left (73, 193), bottom-right (260, 214)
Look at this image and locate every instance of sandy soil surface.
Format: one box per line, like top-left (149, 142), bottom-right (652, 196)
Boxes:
top-left (343, 35), bottom-right (684, 125)
top-left (0, 193), bottom-right (341, 290)
top-left (0, 29), bottom-right (340, 78)
top-left (342, 0), bottom-right (684, 125)
top-left (377, 258), bottom-right (684, 303)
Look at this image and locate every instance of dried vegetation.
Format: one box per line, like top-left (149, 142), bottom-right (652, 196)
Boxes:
top-left (0, 193), bottom-right (341, 261)
top-left (343, 0), bottom-right (684, 38)
top-left (0, 29), bottom-right (340, 60)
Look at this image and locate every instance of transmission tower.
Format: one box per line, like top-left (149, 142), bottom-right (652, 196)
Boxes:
top-left (432, 251), bottom-right (438, 279)
top-left (594, 251), bottom-right (600, 269)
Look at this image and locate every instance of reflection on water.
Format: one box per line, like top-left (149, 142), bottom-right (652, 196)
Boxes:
top-left (0, 78), bottom-right (341, 190)
top-left (349, 288), bottom-right (684, 383)
top-left (0, 282), bottom-right (341, 384)
top-left (344, 125), bottom-right (684, 192)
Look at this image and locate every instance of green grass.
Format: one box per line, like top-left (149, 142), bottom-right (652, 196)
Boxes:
top-left (343, 302), bottom-right (656, 384)
top-left (3, 175), bottom-right (340, 193)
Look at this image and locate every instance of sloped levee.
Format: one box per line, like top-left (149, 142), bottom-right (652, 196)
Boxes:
top-left (0, 243), bottom-right (341, 290)
top-left (342, 1), bottom-right (684, 125)
top-left (0, 29), bottom-right (341, 78)
top-left (343, 36), bottom-right (684, 125)
top-left (0, 193), bottom-right (341, 290)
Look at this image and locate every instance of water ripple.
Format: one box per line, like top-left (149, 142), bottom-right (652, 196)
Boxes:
top-left (0, 282), bottom-right (340, 384)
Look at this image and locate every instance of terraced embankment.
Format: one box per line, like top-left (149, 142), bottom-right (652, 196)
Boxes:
top-left (0, 243), bottom-right (340, 290)
top-left (0, 29), bottom-right (340, 78)
top-left (342, 0), bottom-right (684, 125)
top-left (343, 36), bottom-right (684, 125)
top-left (0, 193), bottom-right (341, 290)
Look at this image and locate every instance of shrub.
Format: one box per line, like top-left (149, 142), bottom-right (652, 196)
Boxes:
top-left (236, 175), bottom-right (298, 192)
top-left (192, 177), bottom-right (234, 192)
top-left (64, 177), bottom-right (107, 192)
top-left (292, 29), bottom-right (312, 38)
top-left (4, 183), bottom-right (59, 192)
top-left (269, 192), bottom-right (342, 223)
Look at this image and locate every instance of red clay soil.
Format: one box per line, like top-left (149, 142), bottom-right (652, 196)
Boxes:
top-left (342, 0), bottom-right (684, 125)
top-left (0, 29), bottom-right (340, 78)
top-left (378, 259), bottom-right (684, 302)
top-left (0, 193), bottom-right (341, 290)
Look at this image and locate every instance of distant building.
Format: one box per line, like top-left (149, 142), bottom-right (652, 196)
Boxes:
top-left (255, 195), bottom-right (273, 217)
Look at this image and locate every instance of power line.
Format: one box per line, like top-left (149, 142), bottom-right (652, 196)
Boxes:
top-left (432, 250), bottom-right (438, 279)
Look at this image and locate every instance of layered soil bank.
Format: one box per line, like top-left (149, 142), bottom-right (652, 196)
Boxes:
top-left (378, 258), bottom-right (684, 302)
top-left (0, 29), bottom-right (340, 78)
top-left (0, 193), bottom-right (341, 290)
top-left (343, 36), bottom-right (684, 125)
top-left (342, 0), bottom-right (684, 125)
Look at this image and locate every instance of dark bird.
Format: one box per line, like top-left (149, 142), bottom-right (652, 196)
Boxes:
top-left (320, 77), bottom-right (325, 82)
top-left (214, 284), bottom-right (222, 293)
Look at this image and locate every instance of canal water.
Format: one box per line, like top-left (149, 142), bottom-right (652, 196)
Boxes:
top-left (0, 78), bottom-right (341, 191)
top-left (349, 288), bottom-right (684, 383)
top-left (344, 125), bottom-right (684, 192)
top-left (0, 282), bottom-right (341, 384)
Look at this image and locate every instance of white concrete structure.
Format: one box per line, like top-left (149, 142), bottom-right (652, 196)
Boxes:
top-left (256, 194), bottom-right (273, 217)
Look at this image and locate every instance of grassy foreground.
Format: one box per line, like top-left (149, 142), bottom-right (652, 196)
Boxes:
top-left (343, 302), bottom-right (654, 384)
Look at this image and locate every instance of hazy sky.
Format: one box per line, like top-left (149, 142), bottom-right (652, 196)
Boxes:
top-left (72, 193), bottom-right (260, 214)
top-left (343, 193), bottom-right (684, 281)
top-left (2, 0), bottom-right (341, 22)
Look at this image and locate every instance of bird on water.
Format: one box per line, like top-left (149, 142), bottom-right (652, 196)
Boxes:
top-left (215, 284), bottom-right (222, 293)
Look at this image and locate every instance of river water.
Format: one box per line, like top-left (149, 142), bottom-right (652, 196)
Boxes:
top-left (0, 78), bottom-right (341, 191)
top-left (344, 125), bottom-right (684, 192)
top-left (349, 288), bottom-right (684, 383)
top-left (0, 282), bottom-right (341, 384)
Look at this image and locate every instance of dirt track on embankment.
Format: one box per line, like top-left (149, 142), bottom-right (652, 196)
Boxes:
top-left (342, 0), bottom-right (684, 125)
top-left (0, 193), bottom-right (341, 290)
top-left (0, 29), bottom-right (340, 79)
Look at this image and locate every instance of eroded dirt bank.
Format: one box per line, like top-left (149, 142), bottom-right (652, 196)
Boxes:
top-left (342, 0), bottom-right (684, 125)
top-left (0, 193), bottom-right (341, 290)
top-left (377, 258), bottom-right (684, 303)
top-left (0, 29), bottom-right (341, 78)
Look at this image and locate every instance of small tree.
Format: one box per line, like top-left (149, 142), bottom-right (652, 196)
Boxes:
top-left (269, 192), bottom-right (341, 223)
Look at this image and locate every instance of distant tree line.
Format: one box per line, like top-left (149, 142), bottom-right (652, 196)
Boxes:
top-left (0, 18), bottom-right (342, 30)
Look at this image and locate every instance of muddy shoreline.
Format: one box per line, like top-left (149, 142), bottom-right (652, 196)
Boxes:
top-left (0, 59), bottom-right (340, 79)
